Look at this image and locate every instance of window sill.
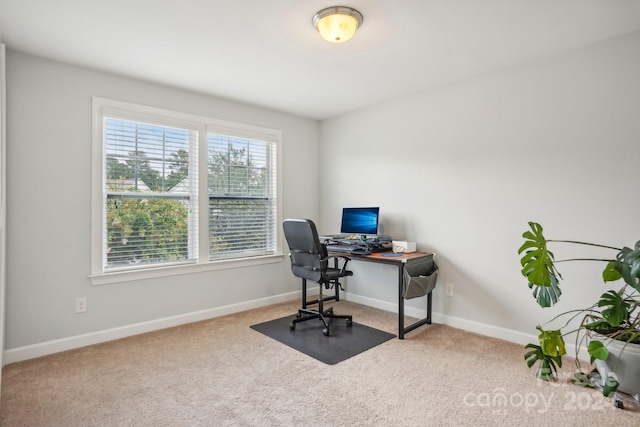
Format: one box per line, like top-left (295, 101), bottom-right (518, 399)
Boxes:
top-left (90, 254), bottom-right (286, 285)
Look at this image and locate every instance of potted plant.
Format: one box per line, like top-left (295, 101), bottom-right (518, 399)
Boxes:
top-left (518, 222), bottom-right (640, 402)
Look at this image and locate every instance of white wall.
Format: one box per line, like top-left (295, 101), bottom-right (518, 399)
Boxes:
top-left (0, 39), bottom-right (7, 383)
top-left (5, 30), bottom-right (640, 363)
top-left (319, 31), bottom-right (640, 344)
top-left (4, 51), bottom-right (320, 361)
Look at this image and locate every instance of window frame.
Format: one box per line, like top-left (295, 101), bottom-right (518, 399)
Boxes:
top-left (90, 97), bottom-right (284, 285)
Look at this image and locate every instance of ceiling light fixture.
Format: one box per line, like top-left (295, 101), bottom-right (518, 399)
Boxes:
top-left (312, 6), bottom-right (363, 44)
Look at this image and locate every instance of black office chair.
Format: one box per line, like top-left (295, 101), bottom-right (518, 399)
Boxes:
top-left (283, 218), bottom-right (353, 336)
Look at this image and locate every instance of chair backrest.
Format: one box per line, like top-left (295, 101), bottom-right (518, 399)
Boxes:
top-left (283, 219), bottom-right (327, 283)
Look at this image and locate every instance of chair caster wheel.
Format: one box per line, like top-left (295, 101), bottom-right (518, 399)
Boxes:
top-left (295, 313), bottom-right (302, 319)
top-left (615, 400), bottom-right (624, 409)
top-left (323, 328), bottom-right (330, 336)
top-left (289, 323), bottom-right (296, 330)
top-left (346, 319), bottom-right (353, 327)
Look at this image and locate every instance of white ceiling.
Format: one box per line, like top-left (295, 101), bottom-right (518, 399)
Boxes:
top-left (2, 0), bottom-right (640, 120)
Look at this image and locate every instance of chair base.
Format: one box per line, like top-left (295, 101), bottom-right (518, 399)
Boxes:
top-left (290, 307), bottom-right (353, 336)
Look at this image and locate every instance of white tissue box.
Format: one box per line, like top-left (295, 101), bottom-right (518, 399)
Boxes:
top-left (392, 241), bottom-right (416, 253)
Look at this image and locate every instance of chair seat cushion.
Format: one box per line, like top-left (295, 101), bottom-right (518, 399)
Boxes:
top-left (324, 268), bottom-right (353, 280)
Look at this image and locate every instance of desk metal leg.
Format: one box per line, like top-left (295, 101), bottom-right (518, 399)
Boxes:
top-left (397, 263), bottom-right (433, 339)
top-left (397, 264), bottom-right (405, 339)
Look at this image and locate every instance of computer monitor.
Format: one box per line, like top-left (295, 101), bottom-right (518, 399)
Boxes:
top-left (340, 207), bottom-right (379, 235)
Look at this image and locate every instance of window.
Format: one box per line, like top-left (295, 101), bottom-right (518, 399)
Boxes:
top-left (104, 119), bottom-right (198, 268)
top-left (208, 134), bottom-right (277, 259)
top-left (91, 98), bottom-right (282, 284)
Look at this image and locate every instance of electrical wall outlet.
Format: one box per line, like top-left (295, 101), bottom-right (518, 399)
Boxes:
top-left (75, 297), bottom-right (87, 313)
top-left (445, 283), bottom-right (454, 297)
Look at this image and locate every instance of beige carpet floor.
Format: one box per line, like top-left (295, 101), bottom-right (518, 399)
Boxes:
top-left (1, 300), bottom-right (638, 426)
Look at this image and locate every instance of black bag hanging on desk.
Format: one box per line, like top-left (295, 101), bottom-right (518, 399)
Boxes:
top-left (402, 257), bottom-right (438, 299)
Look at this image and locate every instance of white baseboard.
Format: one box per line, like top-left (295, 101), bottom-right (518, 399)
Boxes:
top-left (344, 292), bottom-right (537, 345)
top-left (4, 289), bottom-right (585, 366)
top-left (344, 291), bottom-right (587, 361)
top-left (3, 291), bottom-right (299, 365)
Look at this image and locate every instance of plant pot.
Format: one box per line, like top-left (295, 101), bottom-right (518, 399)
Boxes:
top-left (594, 337), bottom-right (640, 401)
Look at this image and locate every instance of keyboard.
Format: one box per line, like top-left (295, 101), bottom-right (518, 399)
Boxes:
top-left (325, 244), bottom-right (389, 254)
top-left (325, 245), bottom-right (371, 255)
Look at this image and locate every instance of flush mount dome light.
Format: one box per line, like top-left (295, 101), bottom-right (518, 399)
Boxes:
top-left (312, 6), bottom-right (363, 43)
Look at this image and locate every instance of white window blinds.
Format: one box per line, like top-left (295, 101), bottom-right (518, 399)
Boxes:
top-left (104, 118), bottom-right (198, 270)
top-left (208, 134), bottom-right (277, 259)
top-left (92, 97), bottom-right (282, 280)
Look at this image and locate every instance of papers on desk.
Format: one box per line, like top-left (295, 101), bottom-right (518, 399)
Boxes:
top-left (322, 235), bottom-right (392, 254)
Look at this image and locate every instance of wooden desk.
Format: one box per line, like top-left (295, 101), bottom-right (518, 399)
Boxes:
top-left (303, 250), bottom-right (435, 339)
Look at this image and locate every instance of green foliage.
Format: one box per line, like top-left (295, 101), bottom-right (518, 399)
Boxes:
top-left (572, 370), bottom-right (593, 387)
top-left (125, 151), bottom-right (161, 190)
top-left (602, 375), bottom-right (620, 397)
top-left (537, 327), bottom-right (566, 357)
top-left (616, 242), bottom-right (640, 292)
top-left (587, 340), bottom-right (609, 364)
top-left (523, 327), bottom-right (565, 382)
top-left (164, 149), bottom-right (189, 190)
top-left (207, 141), bottom-right (270, 257)
top-left (105, 138), bottom-right (272, 265)
top-left (518, 222), bottom-right (632, 308)
top-left (602, 260), bottom-right (622, 283)
top-left (107, 149), bottom-right (189, 192)
top-left (518, 222), bottom-right (563, 307)
top-left (518, 222), bottom-right (561, 287)
top-left (583, 318), bottom-right (611, 332)
top-left (598, 290), bottom-right (629, 327)
top-left (208, 142), bottom-right (266, 196)
top-left (106, 157), bottom-right (132, 179)
top-left (518, 222), bottom-right (640, 398)
top-left (106, 198), bottom-right (188, 266)
top-left (527, 277), bottom-right (562, 308)
top-left (524, 343), bottom-right (562, 381)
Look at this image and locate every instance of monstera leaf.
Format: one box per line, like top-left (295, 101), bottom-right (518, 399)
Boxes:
top-left (587, 340), bottom-right (609, 364)
top-left (584, 341), bottom-right (619, 396)
top-left (518, 222), bottom-right (563, 307)
top-left (602, 260), bottom-right (622, 283)
top-left (528, 275), bottom-right (562, 308)
top-left (615, 242), bottom-right (640, 292)
top-left (517, 222), bottom-right (636, 398)
top-left (537, 326), bottom-right (566, 357)
top-left (524, 343), bottom-right (562, 381)
top-left (597, 290), bottom-right (629, 328)
top-left (602, 375), bottom-right (620, 397)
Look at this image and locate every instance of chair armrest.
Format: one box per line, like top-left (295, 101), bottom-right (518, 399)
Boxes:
top-left (327, 254), bottom-right (351, 262)
top-left (322, 254), bottom-right (351, 274)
